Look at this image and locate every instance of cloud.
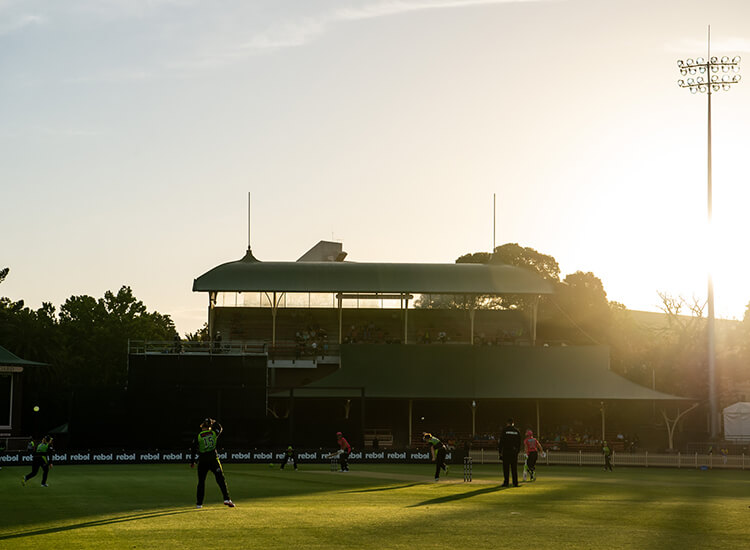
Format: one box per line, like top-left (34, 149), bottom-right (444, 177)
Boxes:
top-left (335, 0), bottom-right (553, 21)
top-left (0, 13), bottom-right (43, 36)
top-left (180, 0), bottom-right (555, 70)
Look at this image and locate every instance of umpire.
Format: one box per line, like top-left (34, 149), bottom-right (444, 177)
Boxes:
top-left (190, 418), bottom-right (234, 508)
top-left (498, 418), bottom-right (521, 487)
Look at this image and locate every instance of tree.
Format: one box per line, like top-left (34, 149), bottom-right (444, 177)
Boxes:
top-left (662, 403), bottom-right (700, 451)
top-left (58, 286), bottom-right (176, 386)
top-left (185, 322), bottom-right (209, 341)
top-left (489, 243), bottom-right (560, 282)
top-left (416, 243), bottom-right (561, 310)
top-left (550, 271), bottom-right (612, 344)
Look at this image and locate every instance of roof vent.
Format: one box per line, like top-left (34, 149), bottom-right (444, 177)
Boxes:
top-left (297, 241), bottom-right (347, 262)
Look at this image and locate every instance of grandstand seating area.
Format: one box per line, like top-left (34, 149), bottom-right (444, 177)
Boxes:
top-left (213, 306), bottom-right (531, 346)
top-left (407, 430), bottom-right (631, 453)
top-left (364, 428), bottom-right (394, 448)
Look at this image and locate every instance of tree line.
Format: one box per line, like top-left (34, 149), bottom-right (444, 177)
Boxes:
top-left (2, 243), bottom-right (749, 417)
top-left (416, 243), bottom-right (750, 405)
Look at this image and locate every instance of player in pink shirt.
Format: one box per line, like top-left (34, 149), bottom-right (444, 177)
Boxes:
top-left (335, 431), bottom-right (351, 472)
top-left (523, 430), bottom-right (544, 482)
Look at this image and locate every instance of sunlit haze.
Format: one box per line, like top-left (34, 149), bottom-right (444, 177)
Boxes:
top-left (3, 0), bottom-right (750, 333)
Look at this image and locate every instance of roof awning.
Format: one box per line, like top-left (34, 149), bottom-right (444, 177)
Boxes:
top-left (280, 345), bottom-right (690, 401)
top-left (193, 250), bottom-right (555, 295)
top-left (0, 346), bottom-right (47, 368)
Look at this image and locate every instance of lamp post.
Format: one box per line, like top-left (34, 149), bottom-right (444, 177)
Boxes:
top-left (471, 400), bottom-right (477, 438)
top-left (676, 29), bottom-right (741, 439)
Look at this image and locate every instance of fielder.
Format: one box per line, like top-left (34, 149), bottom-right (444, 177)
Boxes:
top-left (22, 435), bottom-right (53, 487)
top-left (190, 418), bottom-right (235, 508)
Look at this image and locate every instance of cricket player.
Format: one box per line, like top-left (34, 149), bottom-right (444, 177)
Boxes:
top-left (190, 418), bottom-right (234, 508)
top-left (423, 432), bottom-right (449, 482)
top-left (602, 440), bottom-right (613, 471)
top-left (280, 445), bottom-right (297, 470)
top-left (522, 429), bottom-right (544, 482)
top-left (334, 431), bottom-right (351, 472)
top-left (22, 435), bottom-right (53, 487)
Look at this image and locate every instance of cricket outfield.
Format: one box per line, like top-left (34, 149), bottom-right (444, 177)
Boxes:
top-left (1, 464), bottom-right (748, 549)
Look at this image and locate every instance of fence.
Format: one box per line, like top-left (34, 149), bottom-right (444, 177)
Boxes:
top-left (469, 449), bottom-right (748, 470)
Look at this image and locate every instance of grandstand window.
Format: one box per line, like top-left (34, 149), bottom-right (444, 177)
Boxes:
top-left (216, 292), bottom-right (412, 309)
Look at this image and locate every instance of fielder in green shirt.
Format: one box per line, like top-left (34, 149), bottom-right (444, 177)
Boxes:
top-left (22, 435), bottom-right (53, 487)
top-left (190, 418), bottom-right (234, 508)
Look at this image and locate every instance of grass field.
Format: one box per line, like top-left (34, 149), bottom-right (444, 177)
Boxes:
top-left (1, 463), bottom-right (749, 549)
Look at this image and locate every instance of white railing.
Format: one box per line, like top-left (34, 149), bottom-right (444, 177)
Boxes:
top-left (470, 449), bottom-right (747, 470)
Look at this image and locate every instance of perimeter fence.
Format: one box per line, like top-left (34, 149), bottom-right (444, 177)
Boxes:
top-left (469, 449), bottom-right (748, 470)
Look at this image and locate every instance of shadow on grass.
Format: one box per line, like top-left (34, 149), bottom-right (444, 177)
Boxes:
top-left (344, 482), bottom-right (424, 494)
top-left (408, 484), bottom-right (508, 507)
top-left (0, 509), bottom-right (191, 541)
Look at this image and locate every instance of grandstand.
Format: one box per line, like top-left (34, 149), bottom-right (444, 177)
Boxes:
top-left (139, 240), bottom-right (690, 450)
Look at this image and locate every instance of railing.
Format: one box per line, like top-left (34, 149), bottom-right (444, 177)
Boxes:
top-left (128, 340), bottom-right (342, 361)
top-left (469, 449), bottom-right (748, 470)
top-left (128, 340), bottom-right (268, 355)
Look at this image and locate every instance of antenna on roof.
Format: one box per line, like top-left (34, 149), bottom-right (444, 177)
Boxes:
top-left (492, 193), bottom-right (496, 253)
top-left (247, 191), bottom-right (252, 252)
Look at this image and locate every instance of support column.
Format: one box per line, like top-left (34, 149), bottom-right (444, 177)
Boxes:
top-left (600, 401), bottom-right (606, 443)
top-left (471, 400), bottom-right (477, 438)
top-left (271, 291), bottom-right (277, 347)
top-left (289, 389), bottom-right (295, 443)
top-left (536, 400), bottom-right (540, 438)
top-left (469, 305), bottom-right (476, 345)
top-left (361, 388), bottom-right (366, 445)
top-left (408, 399), bottom-right (413, 448)
top-left (338, 294), bottom-right (343, 344)
top-left (403, 294), bottom-right (409, 344)
top-left (530, 295), bottom-right (539, 345)
top-left (208, 292), bottom-right (217, 338)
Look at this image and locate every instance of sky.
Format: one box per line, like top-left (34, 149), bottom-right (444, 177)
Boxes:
top-left (3, 0), bottom-right (750, 334)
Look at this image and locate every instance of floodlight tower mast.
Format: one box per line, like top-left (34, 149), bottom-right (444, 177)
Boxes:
top-left (676, 27), bottom-right (741, 439)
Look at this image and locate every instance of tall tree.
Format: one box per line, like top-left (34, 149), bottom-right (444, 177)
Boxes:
top-left (58, 286), bottom-right (176, 386)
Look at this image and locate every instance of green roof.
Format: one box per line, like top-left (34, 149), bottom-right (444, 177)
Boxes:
top-left (193, 249), bottom-right (555, 295)
top-left (0, 346), bottom-right (46, 367)
top-left (286, 345), bottom-right (689, 401)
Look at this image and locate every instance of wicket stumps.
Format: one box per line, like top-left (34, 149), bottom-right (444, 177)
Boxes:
top-left (463, 456), bottom-right (473, 482)
top-left (330, 457), bottom-right (338, 471)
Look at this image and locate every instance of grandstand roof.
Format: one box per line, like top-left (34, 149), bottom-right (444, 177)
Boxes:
top-left (193, 248), bottom-right (555, 295)
top-left (0, 346), bottom-right (46, 367)
top-left (284, 345), bottom-right (689, 401)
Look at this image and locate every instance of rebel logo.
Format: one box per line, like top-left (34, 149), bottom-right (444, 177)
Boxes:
top-left (232, 452), bottom-right (252, 460)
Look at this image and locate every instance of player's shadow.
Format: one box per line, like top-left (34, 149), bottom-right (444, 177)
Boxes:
top-left (408, 484), bottom-right (507, 507)
top-left (344, 482), bottom-right (423, 494)
top-left (0, 509), bottom-right (190, 541)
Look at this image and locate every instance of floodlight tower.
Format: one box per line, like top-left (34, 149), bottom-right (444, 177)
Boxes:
top-left (676, 29), bottom-right (741, 439)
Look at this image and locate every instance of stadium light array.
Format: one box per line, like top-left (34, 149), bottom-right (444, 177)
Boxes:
top-left (676, 31), bottom-right (741, 440)
top-left (677, 56), bottom-right (741, 93)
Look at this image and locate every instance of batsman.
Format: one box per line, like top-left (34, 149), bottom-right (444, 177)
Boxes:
top-left (325, 431), bottom-right (351, 472)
